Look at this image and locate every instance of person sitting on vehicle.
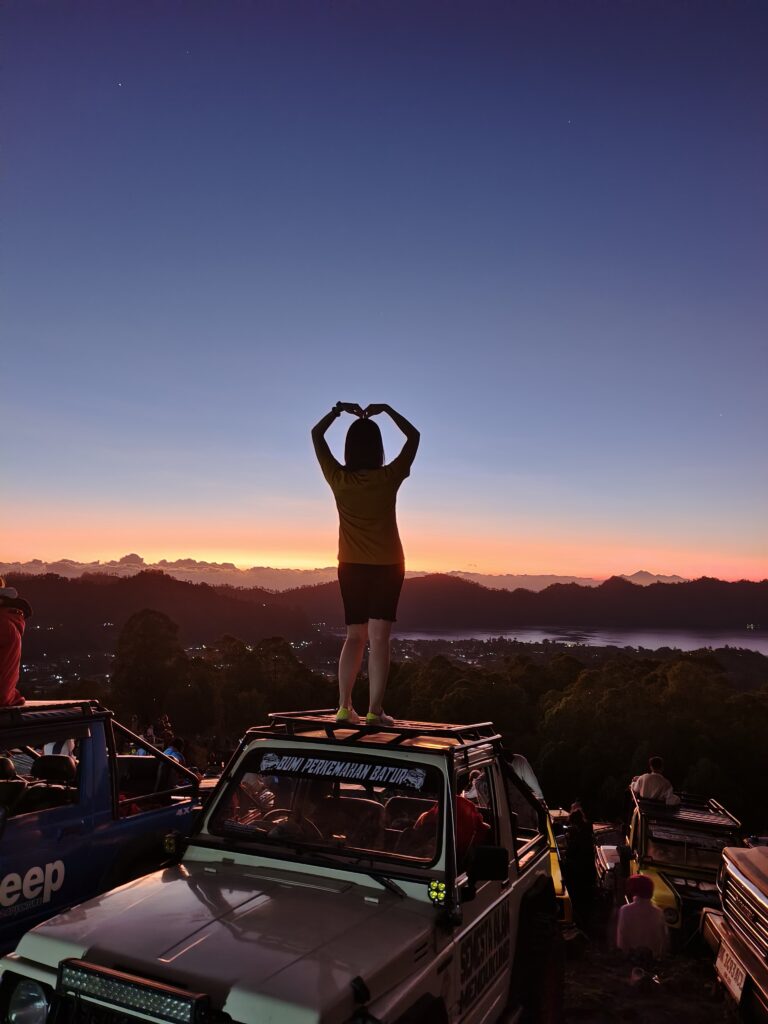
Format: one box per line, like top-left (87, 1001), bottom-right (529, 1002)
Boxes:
top-left (631, 757), bottom-right (680, 805)
top-left (616, 873), bottom-right (669, 958)
top-left (0, 580), bottom-right (32, 708)
top-left (412, 791), bottom-right (491, 866)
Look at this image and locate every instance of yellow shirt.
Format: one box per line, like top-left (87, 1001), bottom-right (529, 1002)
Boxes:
top-left (316, 446), bottom-right (413, 565)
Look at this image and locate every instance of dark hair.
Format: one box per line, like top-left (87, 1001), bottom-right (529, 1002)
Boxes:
top-left (649, 756), bottom-right (664, 772)
top-left (344, 418), bottom-right (384, 471)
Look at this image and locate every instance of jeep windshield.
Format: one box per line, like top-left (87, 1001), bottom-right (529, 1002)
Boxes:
top-left (207, 747), bottom-right (443, 868)
top-left (646, 826), bottom-right (739, 871)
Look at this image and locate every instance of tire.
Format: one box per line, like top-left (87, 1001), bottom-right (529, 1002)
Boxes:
top-left (391, 994), bottom-right (449, 1024)
top-left (509, 881), bottom-right (564, 1024)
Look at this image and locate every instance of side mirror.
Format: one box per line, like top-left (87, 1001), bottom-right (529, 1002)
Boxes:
top-left (469, 845), bottom-right (509, 883)
top-left (0, 806), bottom-right (7, 841)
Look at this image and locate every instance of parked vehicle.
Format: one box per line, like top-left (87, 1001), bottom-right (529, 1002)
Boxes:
top-left (596, 790), bottom-right (742, 930)
top-left (702, 845), bottom-right (768, 1020)
top-left (0, 710), bottom-right (562, 1024)
top-left (0, 700), bottom-right (200, 952)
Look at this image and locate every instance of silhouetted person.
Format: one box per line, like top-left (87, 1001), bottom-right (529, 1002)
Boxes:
top-left (631, 756), bottom-right (680, 805)
top-left (312, 401), bottom-right (419, 727)
top-left (616, 874), bottom-right (669, 958)
top-left (0, 579), bottom-right (32, 708)
top-left (563, 807), bottom-right (597, 930)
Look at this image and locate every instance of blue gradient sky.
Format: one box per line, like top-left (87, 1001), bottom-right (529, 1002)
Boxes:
top-left (3, 1), bottom-right (766, 578)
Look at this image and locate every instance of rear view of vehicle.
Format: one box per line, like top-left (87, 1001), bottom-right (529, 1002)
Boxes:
top-left (622, 793), bottom-right (742, 931)
top-left (0, 701), bottom-right (199, 952)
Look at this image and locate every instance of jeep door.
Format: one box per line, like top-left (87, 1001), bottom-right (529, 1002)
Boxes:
top-left (449, 761), bottom-right (519, 1024)
top-left (0, 720), bottom-right (97, 952)
top-left (88, 720), bottom-right (199, 888)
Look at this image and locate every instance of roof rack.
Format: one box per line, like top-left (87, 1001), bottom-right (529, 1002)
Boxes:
top-left (633, 790), bottom-right (740, 830)
top-left (0, 700), bottom-right (109, 728)
top-left (254, 709), bottom-right (501, 756)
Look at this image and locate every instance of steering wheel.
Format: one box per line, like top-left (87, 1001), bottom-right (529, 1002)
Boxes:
top-left (262, 808), bottom-right (323, 839)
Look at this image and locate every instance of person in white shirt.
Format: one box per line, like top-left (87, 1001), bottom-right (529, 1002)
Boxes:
top-left (631, 756), bottom-right (680, 805)
top-left (616, 874), bottom-right (669, 957)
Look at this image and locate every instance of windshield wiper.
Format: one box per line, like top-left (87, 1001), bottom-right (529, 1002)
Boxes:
top-left (216, 826), bottom-right (407, 896)
top-left (366, 872), bottom-right (407, 899)
top-left (343, 851), bottom-right (408, 898)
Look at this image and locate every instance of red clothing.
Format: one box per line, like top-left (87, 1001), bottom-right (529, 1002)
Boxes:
top-left (416, 795), bottom-right (490, 862)
top-left (0, 608), bottom-right (26, 707)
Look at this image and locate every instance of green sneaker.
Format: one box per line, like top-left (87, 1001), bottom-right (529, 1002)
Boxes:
top-left (366, 711), bottom-right (395, 727)
top-left (335, 707), bottom-right (361, 725)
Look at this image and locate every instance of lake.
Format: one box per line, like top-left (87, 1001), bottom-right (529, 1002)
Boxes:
top-left (394, 626), bottom-right (768, 656)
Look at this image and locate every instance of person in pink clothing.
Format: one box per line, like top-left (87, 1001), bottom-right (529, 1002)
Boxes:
top-left (616, 874), bottom-right (669, 958)
top-left (0, 579), bottom-right (33, 707)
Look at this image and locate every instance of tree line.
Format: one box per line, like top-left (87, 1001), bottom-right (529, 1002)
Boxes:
top-left (57, 608), bottom-right (768, 831)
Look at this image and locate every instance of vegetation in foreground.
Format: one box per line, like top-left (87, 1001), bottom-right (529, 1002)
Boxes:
top-left (45, 607), bottom-right (768, 832)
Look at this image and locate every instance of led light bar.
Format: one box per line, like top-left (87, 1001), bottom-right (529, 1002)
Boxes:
top-left (58, 959), bottom-right (208, 1024)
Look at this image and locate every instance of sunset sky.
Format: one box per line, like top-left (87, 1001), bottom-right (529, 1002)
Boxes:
top-left (3, 2), bottom-right (766, 580)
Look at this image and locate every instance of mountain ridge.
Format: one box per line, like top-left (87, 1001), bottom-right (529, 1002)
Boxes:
top-left (5, 570), bottom-right (764, 659)
top-left (0, 554), bottom-right (690, 591)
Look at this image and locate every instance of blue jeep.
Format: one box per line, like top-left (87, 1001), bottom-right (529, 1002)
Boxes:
top-left (0, 700), bottom-right (199, 951)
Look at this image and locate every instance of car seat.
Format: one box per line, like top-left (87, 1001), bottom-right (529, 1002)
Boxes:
top-left (0, 754), bottom-right (27, 814)
top-left (383, 796), bottom-right (436, 829)
top-left (321, 797), bottom-right (384, 848)
top-left (17, 754), bottom-right (78, 813)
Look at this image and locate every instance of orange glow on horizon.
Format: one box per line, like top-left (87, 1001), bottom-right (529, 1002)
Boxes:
top-left (2, 500), bottom-right (765, 581)
top-left (2, 528), bottom-right (765, 582)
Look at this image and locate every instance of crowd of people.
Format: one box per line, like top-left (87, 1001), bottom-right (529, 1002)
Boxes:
top-left (124, 715), bottom-right (192, 768)
top-left (559, 755), bottom-right (681, 962)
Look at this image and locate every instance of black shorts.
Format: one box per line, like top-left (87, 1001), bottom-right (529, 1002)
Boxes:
top-left (338, 562), bottom-right (405, 625)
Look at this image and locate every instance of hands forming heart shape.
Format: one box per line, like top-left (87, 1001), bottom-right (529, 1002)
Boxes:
top-left (336, 402), bottom-right (387, 419)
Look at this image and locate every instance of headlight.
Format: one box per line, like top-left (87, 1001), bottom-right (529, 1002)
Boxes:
top-left (7, 980), bottom-right (49, 1024)
top-left (663, 907), bottom-right (679, 924)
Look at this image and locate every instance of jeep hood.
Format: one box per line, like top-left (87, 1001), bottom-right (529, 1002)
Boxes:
top-left (16, 861), bottom-right (435, 1023)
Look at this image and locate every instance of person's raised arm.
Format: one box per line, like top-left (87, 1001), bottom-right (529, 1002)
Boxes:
top-left (365, 404), bottom-right (420, 466)
top-left (311, 403), bottom-right (363, 474)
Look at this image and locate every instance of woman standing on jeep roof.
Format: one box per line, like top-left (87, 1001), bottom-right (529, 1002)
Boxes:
top-left (312, 402), bottom-right (419, 728)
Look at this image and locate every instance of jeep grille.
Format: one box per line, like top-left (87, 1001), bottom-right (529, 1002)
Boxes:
top-left (722, 864), bottom-right (768, 963)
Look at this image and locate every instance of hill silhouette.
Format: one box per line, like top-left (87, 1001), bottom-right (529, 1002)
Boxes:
top-left (7, 570), bottom-right (765, 656)
top-left (7, 570), bottom-right (308, 658)
top-left (273, 573), bottom-right (766, 631)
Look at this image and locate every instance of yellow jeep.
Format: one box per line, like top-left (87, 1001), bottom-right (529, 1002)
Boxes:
top-left (626, 792), bottom-right (742, 930)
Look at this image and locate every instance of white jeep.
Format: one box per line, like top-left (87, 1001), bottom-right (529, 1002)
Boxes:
top-left (0, 711), bottom-right (561, 1024)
